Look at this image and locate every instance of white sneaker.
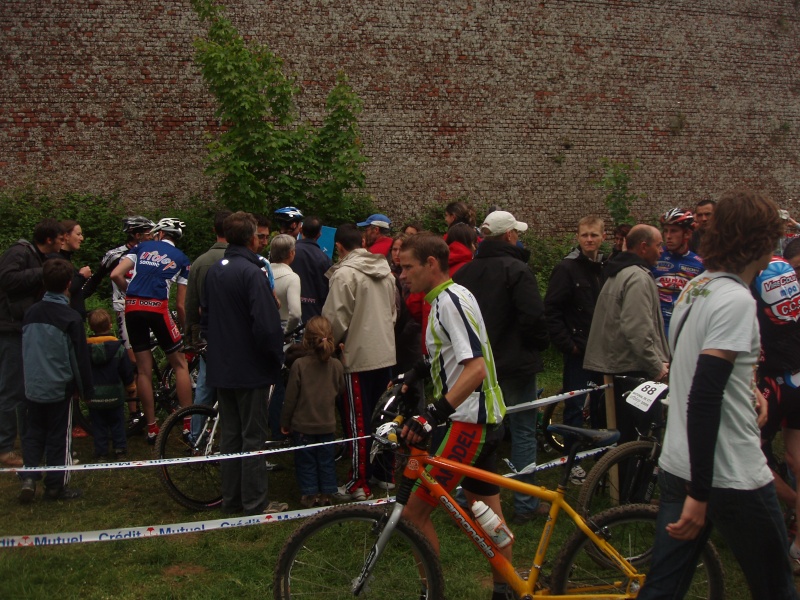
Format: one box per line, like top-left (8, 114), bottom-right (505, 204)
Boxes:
top-left (333, 485), bottom-right (373, 502)
top-left (369, 477), bottom-right (396, 491)
top-left (569, 465), bottom-right (586, 485)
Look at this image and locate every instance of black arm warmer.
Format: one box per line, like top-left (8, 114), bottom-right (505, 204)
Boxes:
top-left (686, 353), bottom-right (734, 502)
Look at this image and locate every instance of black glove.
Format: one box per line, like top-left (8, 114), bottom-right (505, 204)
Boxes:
top-left (406, 398), bottom-right (456, 444)
top-left (399, 359), bottom-right (430, 388)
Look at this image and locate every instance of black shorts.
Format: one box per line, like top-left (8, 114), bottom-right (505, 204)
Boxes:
top-left (125, 305), bottom-right (182, 355)
top-left (414, 421), bottom-right (504, 506)
top-left (760, 374), bottom-right (800, 438)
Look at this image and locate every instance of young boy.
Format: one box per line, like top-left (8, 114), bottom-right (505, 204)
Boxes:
top-left (86, 308), bottom-right (135, 460)
top-left (19, 258), bottom-right (94, 503)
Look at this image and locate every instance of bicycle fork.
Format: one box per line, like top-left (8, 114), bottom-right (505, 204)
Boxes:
top-left (351, 501), bottom-right (406, 595)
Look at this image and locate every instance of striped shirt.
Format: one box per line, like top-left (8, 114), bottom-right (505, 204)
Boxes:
top-left (425, 280), bottom-right (505, 425)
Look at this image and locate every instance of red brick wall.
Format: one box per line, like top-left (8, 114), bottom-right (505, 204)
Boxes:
top-left (1, 0), bottom-right (799, 233)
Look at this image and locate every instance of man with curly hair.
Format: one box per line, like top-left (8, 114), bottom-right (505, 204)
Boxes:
top-left (639, 190), bottom-right (796, 599)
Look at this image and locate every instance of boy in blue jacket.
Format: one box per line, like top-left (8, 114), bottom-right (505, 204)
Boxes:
top-left (19, 258), bottom-right (93, 503)
top-left (86, 308), bottom-right (135, 460)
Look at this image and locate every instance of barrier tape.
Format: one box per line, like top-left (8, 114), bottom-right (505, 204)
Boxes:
top-left (0, 435), bottom-right (371, 474)
top-left (0, 497), bottom-right (395, 548)
top-left (504, 384), bottom-right (610, 415)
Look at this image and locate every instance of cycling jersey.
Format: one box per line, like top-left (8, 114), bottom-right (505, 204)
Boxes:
top-left (425, 279), bottom-right (505, 425)
top-left (82, 243), bottom-right (134, 312)
top-left (651, 248), bottom-right (703, 336)
top-left (124, 240), bottom-right (190, 301)
top-left (752, 256), bottom-right (800, 374)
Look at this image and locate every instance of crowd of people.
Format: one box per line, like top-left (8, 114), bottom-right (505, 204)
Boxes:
top-left (1, 193), bottom-right (800, 598)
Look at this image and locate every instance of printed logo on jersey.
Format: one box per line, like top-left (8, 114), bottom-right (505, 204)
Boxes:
top-left (756, 258), bottom-right (800, 324)
top-left (140, 251), bottom-right (176, 271)
top-left (682, 263), bottom-right (703, 276)
top-left (656, 274), bottom-right (691, 292)
top-left (656, 260), bottom-right (674, 271)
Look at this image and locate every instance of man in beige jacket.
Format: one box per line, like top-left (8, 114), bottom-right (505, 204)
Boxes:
top-left (583, 224), bottom-right (669, 443)
top-left (322, 224), bottom-right (397, 501)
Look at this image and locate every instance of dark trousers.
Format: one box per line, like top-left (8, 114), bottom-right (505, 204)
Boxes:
top-left (89, 405), bottom-right (126, 456)
top-left (291, 431), bottom-right (338, 496)
top-left (639, 470), bottom-right (797, 600)
top-left (0, 333), bottom-right (26, 453)
top-left (21, 397), bottom-right (72, 490)
top-left (217, 386), bottom-right (270, 514)
top-left (561, 353), bottom-right (605, 451)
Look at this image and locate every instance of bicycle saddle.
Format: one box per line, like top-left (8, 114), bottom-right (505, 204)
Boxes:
top-left (546, 424), bottom-right (620, 449)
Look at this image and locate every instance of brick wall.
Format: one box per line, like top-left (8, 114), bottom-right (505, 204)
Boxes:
top-left (1, 0), bottom-right (799, 234)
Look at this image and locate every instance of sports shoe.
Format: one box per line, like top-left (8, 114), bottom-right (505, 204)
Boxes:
top-left (790, 542), bottom-right (800, 575)
top-left (369, 477), bottom-right (396, 491)
top-left (569, 465), bottom-right (587, 485)
top-left (19, 478), bottom-right (36, 504)
top-left (318, 493), bottom-right (333, 507)
top-left (334, 485), bottom-right (373, 502)
top-left (44, 486), bottom-right (82, 501)
top-left (182, 416), bottom-right (192, 437)
top-left (0, 450), bottom-right (23, 468)
top-left (263, 500), bottom-right (289, 514)
top-left (147, 423), bottom-right (159, 445)
top-left (72, 426), bottom-right (89, 438)
top-left (300, 494), bottom-right (319, 509)
top-left (127, 410), bottom-right (145, 431)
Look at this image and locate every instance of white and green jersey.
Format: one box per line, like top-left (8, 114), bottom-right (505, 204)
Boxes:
top-left (425, 280), bottom-right (505, 425)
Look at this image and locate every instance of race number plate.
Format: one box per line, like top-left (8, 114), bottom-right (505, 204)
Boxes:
top-left (626, 382), bottom-right (668, 412)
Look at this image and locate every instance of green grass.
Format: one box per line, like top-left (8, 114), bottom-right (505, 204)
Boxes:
top-left (0, 356), bottom-right (773, 598)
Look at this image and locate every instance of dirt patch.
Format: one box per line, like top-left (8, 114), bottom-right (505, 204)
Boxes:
top-left (163, 564), bottom-right (209, 578)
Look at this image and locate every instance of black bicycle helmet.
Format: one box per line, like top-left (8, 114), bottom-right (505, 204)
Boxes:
top-left (150, 217), bottom-right (186, 240)
top-left (273, 206), bottom-right (304, 224)
top-left (123, 215), bottom-right (156, 234)
top-left (660, 208), bottom-right (694, 229)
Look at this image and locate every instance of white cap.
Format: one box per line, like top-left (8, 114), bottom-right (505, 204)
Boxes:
top-left (480, 211), bottom-right (528, 236)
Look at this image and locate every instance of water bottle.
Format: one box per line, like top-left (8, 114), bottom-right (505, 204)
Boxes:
top-left (471, 500), bottom-right (514, 548)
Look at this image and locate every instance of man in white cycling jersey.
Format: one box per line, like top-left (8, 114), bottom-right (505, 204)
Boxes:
top-left (397, 233), bottom-right (511, 600)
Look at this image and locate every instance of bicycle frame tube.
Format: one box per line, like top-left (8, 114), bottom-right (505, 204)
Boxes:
top-left (351, 502), bottom-right (407, 595)
top-left (403, 446), bottom-right (644, 598)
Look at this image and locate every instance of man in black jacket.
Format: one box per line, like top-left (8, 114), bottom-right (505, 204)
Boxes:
top-left (0, 219), bottom-right (64, 468)
top-left (544, 216), bottom-right (606, 479)
top-left (290, 216), bottom-right (332, 323)
top-left (202, 211), bottom-right (286, 516)
top-left (454, 210), bottom-right (550, 524)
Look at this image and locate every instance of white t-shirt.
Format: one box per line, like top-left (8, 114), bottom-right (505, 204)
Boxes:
top-left (659, 271), bottom-right (772, 491)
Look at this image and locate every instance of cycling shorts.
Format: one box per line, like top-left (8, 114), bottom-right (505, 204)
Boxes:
top-left (125, 297), bottom-right (182, 354)
top-left (760, 373), bottom-right (800, 438)
top-left (115, 310), bottom-right (131, 350)
top-left (414, 421), bottom-right (503, 507)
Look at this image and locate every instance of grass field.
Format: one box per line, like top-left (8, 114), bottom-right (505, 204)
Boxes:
top-left (0, 352), bottom-right (776, 598)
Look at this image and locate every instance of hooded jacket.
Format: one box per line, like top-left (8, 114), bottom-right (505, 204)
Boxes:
top-left (86, 335), bottom-right (136, 409)
top-left (322, 248), bottom-right (397, 373)
top-left (583, 251), bottom-right (669, 378)
top-left (544, 247), bottom-right (605, 355)
top-left (453, 239), bottom-right (549, 379)
top-left (447, 241), bottom-right (474, 275)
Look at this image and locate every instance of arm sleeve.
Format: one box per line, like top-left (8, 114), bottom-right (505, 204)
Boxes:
top-left (281, 362), bottom-right (301, 429)
top-left (0, 248), bottom-right (43, 295)
top-left (284, 274), bottom-right (302, 334)
top-left (322, 274), bottom-right (355, 345)
top-left (619, 272), bottom-right (665, 378)
top-left (686, 353), bottom-right (734, 502)
top-left (511, 266), bottom-right (549, 352)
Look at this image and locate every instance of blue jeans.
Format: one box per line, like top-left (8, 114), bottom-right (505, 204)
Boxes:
top-left (291, 431), bottom-right (338, 496)
top-left (502, 374), bottom-right (541, 514)
top-left (89, 406), bottom-right (126, 456)
top-left (561, 353), bottom-right (604, 451)
top-left (0, 334), bottom-right (26, 453)
top-left (638, 469), bottom-right (798, 600)
top-left (191, 356), bottom-right (215, 439)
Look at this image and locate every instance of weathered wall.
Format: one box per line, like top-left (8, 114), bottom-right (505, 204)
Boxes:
top-left (2, 0), bottom-right (799, 233)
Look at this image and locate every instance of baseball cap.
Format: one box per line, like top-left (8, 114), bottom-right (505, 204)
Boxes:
top-left (480, 211), bottom-right (528, 236)
top-left (357, 214), bottom-right (392, 229)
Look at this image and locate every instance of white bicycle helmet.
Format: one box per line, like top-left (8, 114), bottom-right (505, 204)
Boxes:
top-left (660, 208), bottom-right (694, 229)
top-left (150, 217), bottom-right (186, 240)
top-left (123, 215), bottom-right (156, 234)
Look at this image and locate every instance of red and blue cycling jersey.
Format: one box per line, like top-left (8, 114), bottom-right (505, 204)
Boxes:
top-left (124, 239), bottom-right (190, 302)
top-left (752, 256), bottom-right (800, 374)
top-left (651, 249), bottom-right (703, 336)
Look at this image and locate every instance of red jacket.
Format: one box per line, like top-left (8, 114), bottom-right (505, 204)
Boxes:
top-left (368, 236), bottom-right (393, 258)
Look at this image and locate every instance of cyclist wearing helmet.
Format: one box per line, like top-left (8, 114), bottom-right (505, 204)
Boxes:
top-left (110, 218), bottom-right (193, 443)
top-left (273, 206), bottom-right (304, 238)
top-left (652, 208), bottom-right (704, 336)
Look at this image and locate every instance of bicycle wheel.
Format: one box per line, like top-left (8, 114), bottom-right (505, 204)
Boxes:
top-left (154, 404), bottom-right (222, 510)
top-left (549, 504), bottom-right (725, 599)
top-left (577, 440), bottom-right (659, 517)
top-left (274, 505), bottom-right (445, 599)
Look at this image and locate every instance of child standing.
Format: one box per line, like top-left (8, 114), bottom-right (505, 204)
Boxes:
top-left (86, 309), bottom-right (136, 460)
top-left (281, 316), bottom-right (344, 508)
top-left (19, 258), bottom-right (94, 503)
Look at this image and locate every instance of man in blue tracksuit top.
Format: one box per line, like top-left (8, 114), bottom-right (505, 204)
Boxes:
top-left (19, 258), bottom-right (94, 503)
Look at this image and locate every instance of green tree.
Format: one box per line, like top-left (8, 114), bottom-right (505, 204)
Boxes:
top-left (191, 0), bottom-right (371, 222)
top-left (594, 158), bottom-right (641, 227)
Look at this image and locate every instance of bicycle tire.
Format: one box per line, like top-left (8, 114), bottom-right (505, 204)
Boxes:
top-left (577, 440), bottom-right (659, 517)
top-left (274, 505), bottom-right (445, 600)
top-left (549, 504), bottom-right (725, 599)
top-left (154, 404), bottom-right (222, 510)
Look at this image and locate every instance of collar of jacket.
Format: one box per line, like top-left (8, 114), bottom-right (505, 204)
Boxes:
top-left (223, 243), bottom-right (263, 267)
top-left (475, 238), bottom-right (531, 263)
top-left (604, 251), bottom-right (650, 278)
top-left (43, 292), bottom-right (69, 304)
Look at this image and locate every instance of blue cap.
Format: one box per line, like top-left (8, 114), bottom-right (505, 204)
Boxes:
top-left (357, 214), bottom-right (392, 229)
